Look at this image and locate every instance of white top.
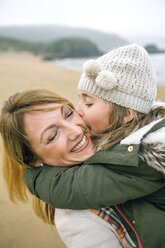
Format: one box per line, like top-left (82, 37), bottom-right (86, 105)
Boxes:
top-left (55, 208), bottom-right (123, 248)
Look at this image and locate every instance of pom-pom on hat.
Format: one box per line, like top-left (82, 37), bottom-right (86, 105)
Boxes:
top-left (78, 44), bottom-right (157, 114)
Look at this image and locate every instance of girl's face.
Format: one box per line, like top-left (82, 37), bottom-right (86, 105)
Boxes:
top-left (76, 91), bottom-right (111, 136)
top-left (23, 103), bottom-right (96, 166)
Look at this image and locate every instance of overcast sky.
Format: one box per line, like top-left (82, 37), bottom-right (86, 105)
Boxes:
top-left (0, 0), bottom-right (164, 38)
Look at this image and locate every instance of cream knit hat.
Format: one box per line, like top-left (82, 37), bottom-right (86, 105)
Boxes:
top-left (78, 44), bottom-right (157, 114)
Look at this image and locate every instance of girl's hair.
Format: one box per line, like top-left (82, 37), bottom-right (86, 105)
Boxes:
top-left (96, 103), bottom-right (165, 149)
top-left (0, 89), bottom-right (73, 225)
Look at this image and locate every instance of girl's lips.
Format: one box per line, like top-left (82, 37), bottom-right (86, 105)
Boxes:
top-left (71, 134), bottom-right (89, 153)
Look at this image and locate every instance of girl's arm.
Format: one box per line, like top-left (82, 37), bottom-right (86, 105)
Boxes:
top-left (24, 162), bottom-right (164, 209)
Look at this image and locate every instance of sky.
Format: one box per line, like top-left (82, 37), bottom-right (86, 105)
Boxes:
top-left (0, 0), bottom-right (165, 38)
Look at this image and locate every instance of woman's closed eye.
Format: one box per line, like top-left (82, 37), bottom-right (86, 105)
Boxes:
top-left (47, 131), bottom-right (57, 144)
top-left (46, 107), bottom-right (73, 144)
top-left (64, 105), bottom-right (74, 119)
top-left (66, 109), bottom-right (73, 118)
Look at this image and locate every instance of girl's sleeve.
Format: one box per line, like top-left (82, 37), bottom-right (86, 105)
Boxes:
top-left (24, 163), bottom-right (164, 209)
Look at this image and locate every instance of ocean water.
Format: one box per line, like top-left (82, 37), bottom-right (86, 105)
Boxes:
top-left (150, 54), bottom-right (165, 85)
top-left (52, 53), bottom-right (165, 85)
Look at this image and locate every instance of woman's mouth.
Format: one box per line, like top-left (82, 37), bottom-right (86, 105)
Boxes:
top-left (71, 135), bottom-right (89, 153)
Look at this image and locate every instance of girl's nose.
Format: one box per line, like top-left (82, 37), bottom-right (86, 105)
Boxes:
top-left (76, 102), bottom-right (83, 117)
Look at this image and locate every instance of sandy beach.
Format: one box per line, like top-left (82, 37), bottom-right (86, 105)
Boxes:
top-left (0, 52), bottom-right (165, 248)
top-left (0, 52), bottom-right (82, 248)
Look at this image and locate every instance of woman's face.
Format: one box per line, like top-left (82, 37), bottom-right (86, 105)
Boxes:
top-left (76, 91), bottom-right (111, 136)
top-left (23, 103), bottom-right (96, 166)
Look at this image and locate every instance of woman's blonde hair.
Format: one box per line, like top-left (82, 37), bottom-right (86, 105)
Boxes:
top-left (97, 102), bottom-right (165, 149)
top-left (0, 89), bottom-right (73, 225)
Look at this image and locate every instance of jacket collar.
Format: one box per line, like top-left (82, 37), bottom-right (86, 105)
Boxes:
top-left (121, 118), bottom-right (165, 145)
top-left (85, 143), bottom-right (140, 167)
top-left (85, 118), bottom-right (165, 171)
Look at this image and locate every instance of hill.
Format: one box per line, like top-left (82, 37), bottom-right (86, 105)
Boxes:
top-left (144, 44), bottom-right (165, 54)
top-left (0, 36), bottom-right (102, 59)
top-left (0, 36), bottom-right (42, 54)
top-left (0, 25), bottom-right (128, 52)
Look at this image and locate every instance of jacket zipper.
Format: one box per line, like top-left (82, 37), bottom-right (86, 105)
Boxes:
top-left (115, 205), bottom-right (143, 248)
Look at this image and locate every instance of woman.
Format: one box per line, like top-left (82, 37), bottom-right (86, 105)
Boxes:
top-left (0, 89), bottom-right (124, 248)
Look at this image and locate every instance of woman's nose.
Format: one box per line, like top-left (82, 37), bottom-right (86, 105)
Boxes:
top-left (66, 123), bottom-right (82, 141)
top-left (75, 102), bottom-right (83, 117)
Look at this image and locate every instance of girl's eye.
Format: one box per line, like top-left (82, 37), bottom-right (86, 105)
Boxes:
top-left (47, 131), bottom-right (57, 144)
top-left (85, 103), bottom-right (93, 107)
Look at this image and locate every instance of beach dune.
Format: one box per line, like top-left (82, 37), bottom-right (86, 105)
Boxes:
top-left (0, 52), bottom-right (165, 248)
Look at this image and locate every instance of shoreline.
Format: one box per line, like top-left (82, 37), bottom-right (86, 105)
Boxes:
top-left (52, 53), bottom-right (165, 85)
top-left (0, 52), bottom-right (165, 104)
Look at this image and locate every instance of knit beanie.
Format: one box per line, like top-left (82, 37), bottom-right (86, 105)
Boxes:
top-left (78, 44), bottom-right (157, 114)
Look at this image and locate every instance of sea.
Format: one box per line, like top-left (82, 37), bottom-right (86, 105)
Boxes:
top-left (52, 53), bottom-right (165, 85)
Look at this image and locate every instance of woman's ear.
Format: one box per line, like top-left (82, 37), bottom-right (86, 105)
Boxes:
top-left (31, 160), bottom-right (43, 167)
top-left (123, 109), bottom-right (134, 124)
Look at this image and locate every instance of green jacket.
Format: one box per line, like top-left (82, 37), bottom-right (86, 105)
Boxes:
top-left (24, 118), bottom-right (165, 247)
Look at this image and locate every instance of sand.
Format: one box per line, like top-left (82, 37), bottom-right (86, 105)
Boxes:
top-left (0, 52), bottom-right (82, 248)
top-left (0, 52), bottom-right (165, 248)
